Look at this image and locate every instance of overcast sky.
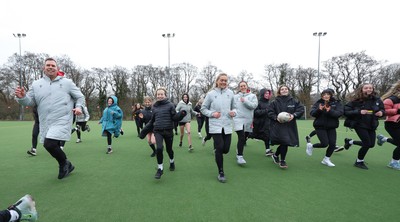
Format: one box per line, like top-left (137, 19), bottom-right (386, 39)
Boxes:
top-left (1, 0), bottom-right (398, 80)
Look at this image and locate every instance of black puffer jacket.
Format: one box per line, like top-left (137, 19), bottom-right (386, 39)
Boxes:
top-left (140, 106), bottom-right (153, 125)
top-left (344, 95), bottom-right (384, 130)
top-left (140, 99), bottom-right (186, 138)
top-left (310, 98), bottom-right (343, 129)
top-left (252, 88), bottom-right (271, 134)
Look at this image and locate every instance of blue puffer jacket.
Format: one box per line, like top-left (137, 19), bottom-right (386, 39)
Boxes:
top-left (100, 96), bottom-right (123, 137)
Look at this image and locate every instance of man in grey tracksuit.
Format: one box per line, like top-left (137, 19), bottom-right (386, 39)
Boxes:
top-left (15, 58), bottom-right (85, 180)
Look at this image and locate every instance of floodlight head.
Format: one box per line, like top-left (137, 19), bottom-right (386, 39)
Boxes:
top-left (22, 33), bottom-right (26, 37)
top-left (313, 32), bottom-right (317, 36)
top-left (162, 34), bottom-right (166, 37)
top-left (323, 32), bottom-right (327, 36)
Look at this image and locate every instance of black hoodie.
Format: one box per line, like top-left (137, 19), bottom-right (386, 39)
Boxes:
top-left (252, 88), bottom-right (272, 134)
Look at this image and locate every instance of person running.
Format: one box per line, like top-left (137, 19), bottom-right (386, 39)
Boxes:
top-left (138, 96), bottom-right (156, 157)
top-left (140, 87), bottom-right (186, 179)
top-left (343, 83), bottom-right (384, 170)
top-left (0, 194), bottom-right (37, 222)
top-left (249, 88), bottom-right (274, 156)
top-left (305, 88), bottom-right (345, 152)
top-left (201, 73), bottom-right (236, 183)
top-left (194, 98), bottom-right (205, 139)
top-left (376, 80), bottom-right (400, 170)
top-left (15, 58), bottom-right (84, 179)
top-left (176, 93), bottom-right (197, 151)
top-left (307, 89), bottom-right (344, 167)
top-left (233, 81), bottom-right (258, 165)
top-left (27, 106), bottom-right (39, 156)
top-left (268, 85), bottom-right (304, 169)
top-left (72, 104), bottom-right (90, 143)
top-left (132, 103), bottom-right (143, 137)
top-left (99, 96), bottom-right (123, 154)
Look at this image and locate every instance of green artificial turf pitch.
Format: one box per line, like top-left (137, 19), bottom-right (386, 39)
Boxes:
top-left (0, 120), bottom-right (398, 221)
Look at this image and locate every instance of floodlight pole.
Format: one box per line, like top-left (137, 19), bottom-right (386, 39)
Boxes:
top-left (13, 33), bottom-right (27, 121)
top-left (313, 32), bottom-right (327, 94)
top-left (162, 33), bottom-right (175, 100)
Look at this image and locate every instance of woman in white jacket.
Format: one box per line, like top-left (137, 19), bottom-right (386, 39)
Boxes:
top-left (233, 81), bottom-right (258, 165)
top-left (201, 73), bottom-right (236, 183)
top-left (175, 93), bottom-right (197, 151)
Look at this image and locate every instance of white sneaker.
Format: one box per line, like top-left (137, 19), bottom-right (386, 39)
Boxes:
top-left (306, 143), bottom-right (313, 156)
top-left (202, 138), bottom-right (206, 146)
top-left (76, 139), bottom-right (81, 143)
top-left (11, 194), bottom-right (38, 221)
top-left (198, 132), bottom-right (202, 139)
top-left (237, 155), bottom-right (246, 165)
top-left (321, 158), bottom-right (335, 167)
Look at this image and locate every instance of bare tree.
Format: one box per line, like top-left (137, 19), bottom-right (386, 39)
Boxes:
top-left (196, 64), bottom-right (219, 95)
top-left (324, 51), bottom-right (381, 102)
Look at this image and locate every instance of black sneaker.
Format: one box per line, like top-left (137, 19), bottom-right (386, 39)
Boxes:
top-left (354, 161), bottom-right (368, 170)
top-left (27, 149), bottom-right (37, 156)
top-left (169, 162), bottom-right (175, 171)
top-left (265, 149), bottom-right (274, 157)
top-left (106, 148), bottom-right (113, 154)
top-left (344, 138), bottom-right (352, 150)
top-left (217, 173), bottom-right (226, 183)
top-left (120, 129), bottom-right (124, 135)
top-left (334, 146), bottom-right (345, 152)
top-left (150, 152), bottom-right (156, 157)
top-left (58, 160), bottom-right (75, 179)
top-left (279, 160), bottom-right (288, 169)
top-left (271, 155), bottom-right (280, 164)
top-left (179, 142), bottom-right (182, 147)
top-left (85, 125), bottom-right (90, 132)
top-left (155, 168), bottom-right (163, 179)
top-left (305, 135), bottom-right (311, 143)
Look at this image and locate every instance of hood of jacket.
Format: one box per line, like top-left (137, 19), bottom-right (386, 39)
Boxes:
top-left (108, 96), bottom-right (118, 107)
top-left (259, 88), bottom-right (272, 102)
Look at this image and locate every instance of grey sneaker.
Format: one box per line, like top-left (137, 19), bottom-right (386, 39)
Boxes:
top-left (377, 134), bottom-right (385, 146)
top-left (217, 173), bottom-right (226, 183)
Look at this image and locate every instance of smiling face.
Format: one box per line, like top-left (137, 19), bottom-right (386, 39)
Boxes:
top-left (216, 74), bottom-right (228, 89)
top-left (322, 93), bottom-right (331, 101)
top-left (144, 99), bottom-right (152, 107)
top-left (183, 94), bottom-right (189, 103)
top-left (362, 84), bottom-right (374, 96)
top-left (239, 82), bottom-right (248, 93)
top-left (279, 86), bottom-right (289, 96)
top-left (107, 98), bottom-right (114, 106)
top-left (43, 59), bottom-right (59, 80)
top-left (156, 89), bottom-right (166, 101)
top-left (264, 90), bottom-right (272, 100)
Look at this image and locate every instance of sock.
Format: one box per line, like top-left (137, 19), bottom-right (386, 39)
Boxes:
top-left (383, 137), bottom-right (388, 142)
top-left (391, 159), bottom-right (398, 164)
top-left (324, 156), bottom-right (330, 160)
top-left (108, 145), bottom-right (112, 149)
top-left (60, 146), bottom-right (64, 150)
top-left (158, 164), bottom-right (163, 170)
top-left (349, 140), bottom-right (354, 145)
top-left (170, 159), bottom-right (174, 163)
top-left (357, 159), bottom-right (363, 162)
top-left (9, 209), bottom-right (20, 221)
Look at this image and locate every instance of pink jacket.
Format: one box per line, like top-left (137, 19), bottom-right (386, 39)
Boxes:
top-left (384, 98), bottom-right (400, 123)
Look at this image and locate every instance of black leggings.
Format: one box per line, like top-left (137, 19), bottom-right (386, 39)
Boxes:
top-left (203, 117), bottom-right (212, 141)
top-left (236, 130), bottom-right (246, 156)
top-left (275, 145), bottom-right (288, 161)
top-left (32, 121), bottom-right (39, 148)
top-left (105, 130), bottom-right (112, 145)
top-left (43, 138), bottom-right (67, 166)
top-left (212, 129), bottom-right (231, 174)
top-left (313, 128), bottom-right (336, 157)
top-left (353, 128), bottom-right (376, 160)
top-left (196, 116), bottom-right (205, 132)
top-left (154, 129), bottom-right (174, 165)
top-left (384, 122), bottom-right (400, 160)
top-left (134, 118), bottom-right (142, 135)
